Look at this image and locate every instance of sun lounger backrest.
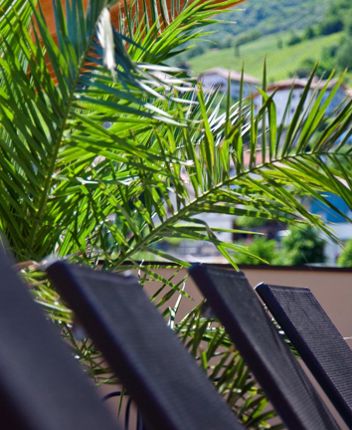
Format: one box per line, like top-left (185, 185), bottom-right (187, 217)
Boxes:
top-left (47, 261), bottom-right (245, 430)
top-left (189, 264), bottom-right (339, 430)
top-left (0, 247), bottom-right (118, 430)
top-left (256, 283), bottom-right (352, 427)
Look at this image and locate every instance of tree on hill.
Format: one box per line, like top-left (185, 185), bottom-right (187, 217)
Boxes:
top-left (336, 40), bottom-right (352, 69)
top-left (336, 15), bottom-right (352, 69)
top-left (317, 0), bottom-right (351, 36)
top-left (287, 32), bottom-right (301, 46)
top-left (304, 26), bottom-right (316, 40)
top-left (318, 15), bottom-right (344, 35)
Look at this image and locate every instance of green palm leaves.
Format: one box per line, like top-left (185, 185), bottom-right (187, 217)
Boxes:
top-left (0, 0), bottom-right (186, 259)
top-left (1, 0), bottom-right (352, 267)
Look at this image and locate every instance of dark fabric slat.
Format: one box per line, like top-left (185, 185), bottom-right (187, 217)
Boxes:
top-left (47, 261), bottom-right (244, 430)
top-left (256, 283), bottom-right (352, 427)
top-left (189, 264), bottom-right (339, 430)
top-left (0, 247), bottom-right (118, 430)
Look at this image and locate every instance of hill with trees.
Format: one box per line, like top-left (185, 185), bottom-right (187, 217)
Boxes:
top-left (188, 32), bottom-right (342, 82)
top-left (175, 0), bottom-right (329, 61)
top-left (177, 0), bottom-right (352, 82)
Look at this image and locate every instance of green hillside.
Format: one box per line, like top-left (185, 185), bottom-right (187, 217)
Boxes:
top-left (173, 0), bottom-right (329, 61)
top-left (213, 0), bottom-right (328, 40)
top-left (189, 32), bottom-right (342, 82)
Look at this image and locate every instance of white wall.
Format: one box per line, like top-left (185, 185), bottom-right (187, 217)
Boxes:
top-left (200, 74), bottom-right (257, 100)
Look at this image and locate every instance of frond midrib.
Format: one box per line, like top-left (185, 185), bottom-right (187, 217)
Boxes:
top-left (28, 12), bottom-right (103, 256)
top-left (118, 150), bottom-right (348, 262)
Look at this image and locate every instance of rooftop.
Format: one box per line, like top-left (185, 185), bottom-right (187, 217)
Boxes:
top-left (199, 67), bottom-right (260, 85)
top-left (266, 77), bottom-right (340, 91)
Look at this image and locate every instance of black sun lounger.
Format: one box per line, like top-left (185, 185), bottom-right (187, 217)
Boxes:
top-left (46, 261), bottom-right (245, 430)
top-left (256, 283), bottom-right (352, 428)
top-left (189, 264), bottom-right (339, 430)
top-left (0, 246), bottom-right (119, 430)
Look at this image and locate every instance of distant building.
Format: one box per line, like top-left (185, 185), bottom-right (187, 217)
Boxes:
top-left (253, 78), bottom-right (349, 127)
top-left (198, 68), bottom-right (259, 100)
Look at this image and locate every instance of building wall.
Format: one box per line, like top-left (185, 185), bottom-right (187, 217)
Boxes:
top-left (143, 265), bottom-right (352, 349)
top-left (324, 87), bottom-right (347, 114)
top-left (200, 74), bottom-right (227, 92)
top-left (254, 86), bottom-right (348, 127)
top-left (243, 266), bottom-right (352, 347)
top-left (254, 87), bottom-right (307, 126)
top-left (200, 74), bottom-right (258, 99)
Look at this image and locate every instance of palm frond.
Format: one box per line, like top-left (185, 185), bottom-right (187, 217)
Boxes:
top-left (96, 75), bottom-right (352, 265)
top-left (2, 1), bottom-right (352, 268)
top-left (0, 0), bottom-right (194, 260)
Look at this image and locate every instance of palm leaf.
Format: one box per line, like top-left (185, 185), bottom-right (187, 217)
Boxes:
top-left (98, 75), bottom-right (352, 266)
top-left (0, 0), bottom-right (195, 259)
top-left (2, 2), bottom-right (352, 281)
